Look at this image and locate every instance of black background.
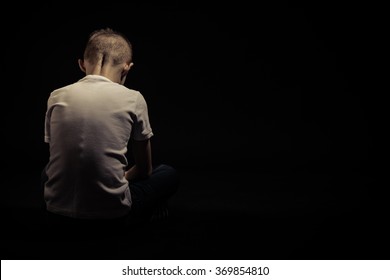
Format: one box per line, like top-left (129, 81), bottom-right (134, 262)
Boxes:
top-left (1, 2), bottom-right (385, 259)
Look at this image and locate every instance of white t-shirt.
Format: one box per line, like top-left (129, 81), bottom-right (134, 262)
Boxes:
top-left (44, 75), bottom-right (153, 219)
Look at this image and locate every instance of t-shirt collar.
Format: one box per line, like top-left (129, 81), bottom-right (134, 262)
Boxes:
top-left (79, 75), bottom-right (113, 83)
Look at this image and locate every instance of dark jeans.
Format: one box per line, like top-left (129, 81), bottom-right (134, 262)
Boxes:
top-left (41, 164), bottom-right (179, 228)
top-left (127, 164), bottom-right (180, 221)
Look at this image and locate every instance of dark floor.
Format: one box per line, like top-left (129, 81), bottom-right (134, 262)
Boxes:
top-left (1, 163), bottom-right (387, 260)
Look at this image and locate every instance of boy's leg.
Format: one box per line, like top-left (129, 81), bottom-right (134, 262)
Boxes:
top-left (128, 164), bottom-right (180, 221)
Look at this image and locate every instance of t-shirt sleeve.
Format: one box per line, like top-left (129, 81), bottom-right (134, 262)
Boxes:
top-left (44, 98), bottom-right (53, 143)
top-left (131, 93), bottom-right (154, 141)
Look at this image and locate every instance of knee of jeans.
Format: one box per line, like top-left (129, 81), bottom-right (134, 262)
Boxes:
top-left (155, 164), bottom-right (180, 187)
top-left (155, 164), bottom-right (175, 175)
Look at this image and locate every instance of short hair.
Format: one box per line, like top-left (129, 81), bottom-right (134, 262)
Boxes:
top-left (83, 28), bottom-right (132, 66)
